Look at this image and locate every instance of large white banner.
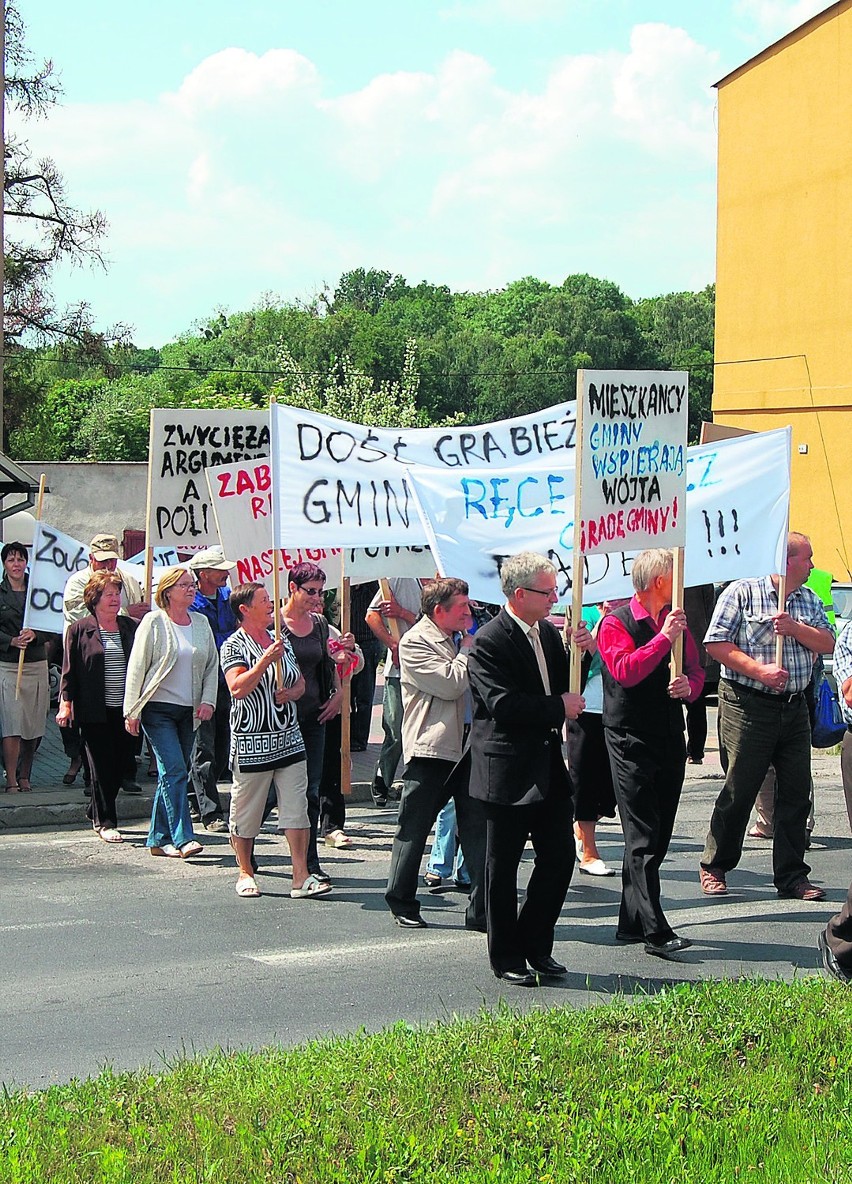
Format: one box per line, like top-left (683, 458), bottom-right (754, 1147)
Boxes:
top-left (270, 401), bottom-right (577, 548)
top-left (407, 428), bottom-right (791, 606)
top-left (577, 369), bottom-right (688, 553)
top-left (23, 522), bottom-right (89, 633)
top-left (206, 458), bottom-right (435, 590)
top-left (147, 409), bottom-right (270, 548)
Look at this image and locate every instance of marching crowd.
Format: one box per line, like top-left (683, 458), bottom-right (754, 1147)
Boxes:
top-left (1, 530), bottom-right (852, 987)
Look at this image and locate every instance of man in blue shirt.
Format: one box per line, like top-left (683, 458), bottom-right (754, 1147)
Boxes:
top-left (188, 547), bottom-right (237, 831)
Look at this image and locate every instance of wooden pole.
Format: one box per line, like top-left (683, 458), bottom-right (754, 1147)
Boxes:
top-left (378, 578), bottom-right (402, 644)
top-left (268, 395), bottom-right (283, 689)
top-left (17, 474), bottom-right (46, 699)
top-left (339, 555), bottom-right (352, 798)
top-left (142, 411), bottom-right (157, 603)
top-left (775, 575), bottom-right (787, 667)
top-left (671, 546), bottom-right (685, 677)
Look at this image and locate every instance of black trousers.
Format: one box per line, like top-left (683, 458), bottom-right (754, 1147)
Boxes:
top-left (189, 686), bottom-right (230, 821)
top-left (482, 745), bottom-right (574, 974)
top-left (81, 709), bottom-right (137, 830)
top-left (385, 753), bottom-right (485, 928)
top-left (605, 725), bottom-right (686, 942)
top-left (826, 878), bottom-right (852, 969)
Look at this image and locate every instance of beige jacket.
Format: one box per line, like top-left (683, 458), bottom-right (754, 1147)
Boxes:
top-left (63, 565), bottom-right (143, 628)
top-left (399, 614), bottom-right (469, 764)
top-left (123, 609), bottom-right (219, 729)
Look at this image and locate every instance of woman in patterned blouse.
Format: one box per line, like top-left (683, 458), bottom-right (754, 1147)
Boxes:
top-left (221, 582), bottom-right (330, 899)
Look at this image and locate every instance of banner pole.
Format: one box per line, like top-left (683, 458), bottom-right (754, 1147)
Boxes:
top-left (143, 411), bottom-right (156, 603)
top-left (569, 373), bottom-right (585, 696)
top-left (340, 554), bottom-right (352, 798)
top-left (671, 546), bottom-right (685, 678)
top-left (17, 474), bottom-right (46, 700)
top-left (269, 395), bottom-right (283, 690)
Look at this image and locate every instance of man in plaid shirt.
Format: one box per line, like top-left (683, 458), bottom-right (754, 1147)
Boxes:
top-left (699, 533), bottom-right (834, 901)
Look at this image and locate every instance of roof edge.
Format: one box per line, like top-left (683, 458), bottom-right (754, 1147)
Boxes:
top-left (715, 0), bottom-right (849, 88)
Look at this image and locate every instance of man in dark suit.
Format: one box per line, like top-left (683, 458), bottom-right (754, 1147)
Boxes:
top-left (467, 552), bottom-right (585, 987)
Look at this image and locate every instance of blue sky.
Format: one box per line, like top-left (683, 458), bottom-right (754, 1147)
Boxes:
top-left (17, 0), bottom-right (829, 346)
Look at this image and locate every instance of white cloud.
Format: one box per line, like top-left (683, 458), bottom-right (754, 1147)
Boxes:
top-left (21, 23), bottom-right (719, 341)
top-left (734, 0), bottom-right (832, 38)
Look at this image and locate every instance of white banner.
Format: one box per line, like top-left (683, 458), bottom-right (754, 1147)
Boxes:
top-left (206, 458), bottom-right (435, 590)
top-left (146, 409), bottom-right (270, 547)
top-left (407, 428), bottom-right (791, 606)
top-left (270, 401), bottom-right (577, 548)
top-left (577, 369), bottom-right (688, 553)
top-left (23, 522), bottom-right (89, 633)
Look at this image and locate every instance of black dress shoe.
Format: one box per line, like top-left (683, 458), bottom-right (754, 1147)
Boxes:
top-left (818, 931), bottom-right (852, 984)
top-left (495, 967), bottom-right (538, 987)
top-left (615, 931), bottom-right (644, 943)
top-left (121, 779), bottom-right (142, 794)
top-left (644, 935), bottom-right (692, 959)
top-left (527, 955), bottom-right (567, 976)
top-left (393, 914), bottom-right (427, 929)
top-left (464, 918), bottom-right (487, 933)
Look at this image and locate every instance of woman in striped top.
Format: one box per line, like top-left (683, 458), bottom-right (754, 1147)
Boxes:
top-left (57, 571), bottom-right (139, 843)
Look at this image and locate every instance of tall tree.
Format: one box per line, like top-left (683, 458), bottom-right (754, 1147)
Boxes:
top-left (3, 3), bottom-right (126, 445)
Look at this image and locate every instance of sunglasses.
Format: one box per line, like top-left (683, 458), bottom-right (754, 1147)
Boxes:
top-left (298, 586), bottom-right (325, 597)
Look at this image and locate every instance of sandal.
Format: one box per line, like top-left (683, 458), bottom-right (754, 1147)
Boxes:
top-left (423, 872), bottom-right (442, 888)
top-left (18, 779), bottom-right (32, 793)
top-left (290, 873), bottom-right (332, 899)
top-left (150, 844), bottom-right (181, 858)
top-left (325, 829), bottom-right (352, 848)
top-left (236, 876), bottom-right (261, 898)
top-left (63, 759), bottom-right (82, 785)
top-left (96, 827), bottom-right (123, 844)
top-left (699, 866), bottom-right (728, 895)
top-left (180, 841), bottom-right (204, 859)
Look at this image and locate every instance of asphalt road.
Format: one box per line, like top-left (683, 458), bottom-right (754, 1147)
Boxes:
top-left (2, 759), bottom-right (849, 1090)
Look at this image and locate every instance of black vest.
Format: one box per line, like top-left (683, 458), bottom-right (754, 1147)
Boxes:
top-left (601, 604), bottom-right (684, 737)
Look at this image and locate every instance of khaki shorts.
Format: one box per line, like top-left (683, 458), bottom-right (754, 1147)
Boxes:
top-left (229, 754), bottom-right (309, 838)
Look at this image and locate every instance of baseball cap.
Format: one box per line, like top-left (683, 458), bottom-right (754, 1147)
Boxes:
top-left (89, 534), bottom-right (120, 561)
top-left (187, 546), bottom-right (236, 572)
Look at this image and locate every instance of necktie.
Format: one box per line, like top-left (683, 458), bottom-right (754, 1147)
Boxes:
top-left (529, 623), bottom-right (551, 695)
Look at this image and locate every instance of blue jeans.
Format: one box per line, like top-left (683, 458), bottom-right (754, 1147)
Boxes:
top-left (427, 798), bottom-right (469, 883)
top-left (142, 702), bottom-right (196, 850)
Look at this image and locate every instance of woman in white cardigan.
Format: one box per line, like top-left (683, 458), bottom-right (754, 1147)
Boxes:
top-left (124, 567), bottom-right (219, 859)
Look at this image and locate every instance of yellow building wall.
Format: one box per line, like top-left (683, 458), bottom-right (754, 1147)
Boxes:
top-left (714, 0), bottom-right (852, 578)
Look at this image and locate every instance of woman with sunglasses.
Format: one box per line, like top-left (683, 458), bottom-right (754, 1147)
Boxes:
top-left (124, 567), bottom-right (219, 859)
top-left (279, 563), bottom-right (362, 881)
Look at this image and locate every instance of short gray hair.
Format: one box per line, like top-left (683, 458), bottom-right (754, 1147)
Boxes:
top-left (631, 549), bottom-right (673, 592)
top-left (500, 552), bottom-right (555, 599)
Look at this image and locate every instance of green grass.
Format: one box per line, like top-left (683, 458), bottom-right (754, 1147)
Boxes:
top-left (3, 978), bottom-right (851, 1183)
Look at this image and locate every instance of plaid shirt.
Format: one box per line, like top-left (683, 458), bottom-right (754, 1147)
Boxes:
top-left (704, 575), bottom-right (832, 694)
top-left (834, 620), bottom-right (852, 725)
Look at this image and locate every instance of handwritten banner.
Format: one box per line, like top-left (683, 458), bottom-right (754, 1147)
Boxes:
top-left (206, 459), bottom-right (435, 590)
top-left (270, 401), bottom-right (577, 548)
top-left (146, 409), bottom-right (270, 547)
top-left (577, 369), bottom-right (688, 554)
top-left (407, 428), bottom-right (791, 606)
top-left (23, 522), bottom-right (89, 634)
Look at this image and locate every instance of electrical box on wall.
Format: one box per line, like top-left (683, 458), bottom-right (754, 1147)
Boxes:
top-left (798, 443), bottom-right (809, 454)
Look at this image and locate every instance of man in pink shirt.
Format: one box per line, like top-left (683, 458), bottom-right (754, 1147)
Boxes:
top-left (597, 548), bottom-right (704, 960)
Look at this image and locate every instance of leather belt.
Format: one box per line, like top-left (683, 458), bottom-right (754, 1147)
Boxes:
top-left (729, 682), bottom-right (803, 705)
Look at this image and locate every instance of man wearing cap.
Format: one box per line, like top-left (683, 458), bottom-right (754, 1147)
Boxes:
top-left (63, 535), bottom-right (147, 627)
top-left (187, 546), bottom-right (237, 832)
top-left (62, 534), bottom-right (147, 795)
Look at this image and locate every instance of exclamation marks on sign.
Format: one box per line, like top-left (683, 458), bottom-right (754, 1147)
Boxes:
top-left (703, 508), bottom-right (741, 556)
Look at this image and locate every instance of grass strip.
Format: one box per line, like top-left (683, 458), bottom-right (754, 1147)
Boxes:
top-left (2, 977), bottom-right (851, 1183)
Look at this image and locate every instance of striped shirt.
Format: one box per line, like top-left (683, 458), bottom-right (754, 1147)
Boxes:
top-left (833, 621), bottom-right (852, 725)
top-left (98, 628), bottom-right (127, 708)
top-left (704, 575), bottom-right (832, 694)
top-left (220, 630), bottom-right (306, 771)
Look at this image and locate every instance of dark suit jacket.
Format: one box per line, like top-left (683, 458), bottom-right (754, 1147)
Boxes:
top-left (60, 615), bottom-right (137, 724)
top-left (467, 608), bottom-right (570, 806)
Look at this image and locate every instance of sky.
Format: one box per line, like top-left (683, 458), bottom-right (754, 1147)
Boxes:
top-left (15, 0), bottom-right (830, 347)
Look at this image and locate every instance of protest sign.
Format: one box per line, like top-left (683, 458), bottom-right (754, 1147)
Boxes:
top-left (407, 427), bottom-right (791, 606)
top-left (146, 409), bottom-right (270, 547)
top-left (269, 401), bottom-right (577, 548)
top-left (576, 369), bottom-right (688, 555)
top-left (125, 546), bottom-right (183, 567)
top-left (207, 459), bottom-right (434, 590)
top-left (23, 522), bottom-right (89, 633)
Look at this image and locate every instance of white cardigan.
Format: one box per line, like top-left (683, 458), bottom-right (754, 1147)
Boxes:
top-left (123, 609), bottom-right (218, 729)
